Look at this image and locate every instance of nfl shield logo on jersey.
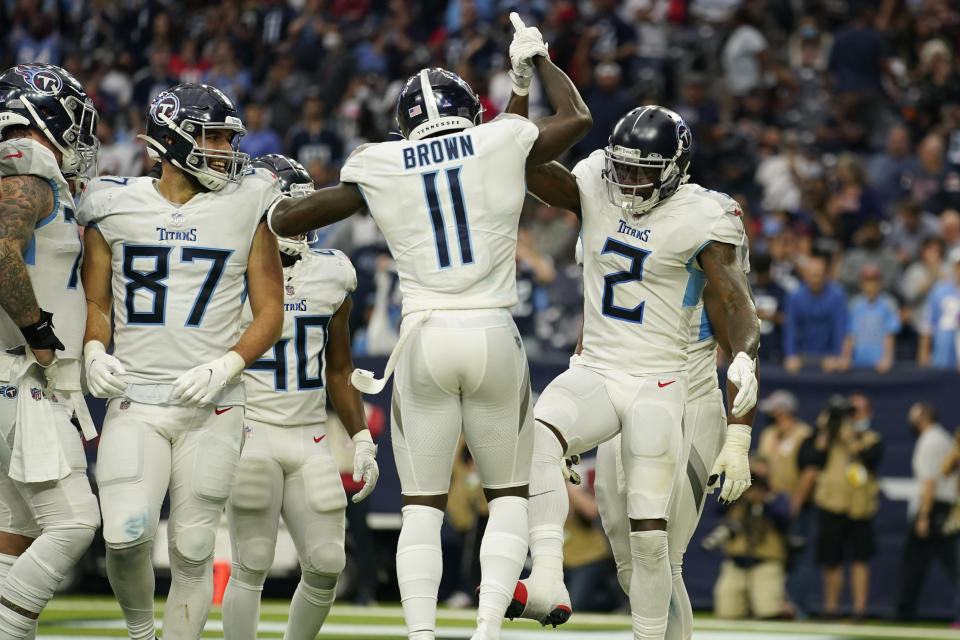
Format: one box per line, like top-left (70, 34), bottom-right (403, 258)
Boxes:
top-left (119, 399), bottom-right (131, 410)
top-left (30, 387), bottom-right (42, 401)
top-left (285, 284), bottom-right (295, 297)
top-left (171, 211), bottom-right (183, 226)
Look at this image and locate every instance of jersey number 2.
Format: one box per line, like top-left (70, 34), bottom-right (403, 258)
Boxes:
top-left (422, 167), bottom-right (473, 269)
top-left (122, 245), bottom-right (232, 325)
top-left (601, 238), bottom-right (651, 324)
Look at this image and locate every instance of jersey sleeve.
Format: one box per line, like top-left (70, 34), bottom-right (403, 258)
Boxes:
top-left (247, 167), bottom-right (283, 221)
top-left (571, 150), bottom-right (605, 202)
top-left (339, 144), bottom-right (374, 185)
top-left (0, 139), bottom-right (61, 181)
top-left (75, 176), bottom-right (127, 226)
top-left (692, 203), bottom-right (748, 272)
top-left (335, 250), bottom-right (358, 294)
top-left (490, 113), bottom-right (539, 156)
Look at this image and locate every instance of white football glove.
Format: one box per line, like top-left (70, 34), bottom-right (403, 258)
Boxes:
top-left (170, 351), bottom-right (246, 406)
top-left (508, 12), bottom-right (548, 96)
top-left (351, 430), bottom-right (380, 503)
top-left (707, 423), bottom-right (752, 503)
top-left (83, 340), bottom-right (128, 398)
top-left (727, 351), bottom-right (758, 418)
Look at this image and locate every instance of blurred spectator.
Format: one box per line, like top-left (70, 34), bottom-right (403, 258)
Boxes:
top-left (440, 439), bottom-right (488, 609)
top-left (240, 102), bottom-right (283, 159)
top-left (827, 154), bottom-right (883, 247)
top-left (752, 247), bottom-right (787, 364)
top-left (11, 9), bottom-right (62, 65)
top-left (756, 389), bottom-right (815, 617)
top-left (888, 199), bottom-right (940, 266)
top-left (787, 15), bottom-right (832, 73)
top-left (901, 237), bottom-right (948, 331)
top-left (202, 39), bottom-right (252, 106)
top-left (572, 62), bottom-right (636, 159)
top-left (563, 478), bottom-right (621, 612)
top-left (840, 265), bottom-right (900, 373)
top-left (722, 8), bottom-right (769, 98)
top-left (512, 229), bottom-right (556, 353)
top-left (913, 39), bottom-right (960, 136)
top-left (942, 209), bottom-right (960, 257)
top-left (827, 5), bottom-right (888, 97)
top-left (917, 255), bottom-right (960, 369)
top-left (576, 0), bottom-right (636, 81)
top-left (525, 203), bottom-right (578, 267)
top-left (286, 93), bottom-right (344, 168)
top-left (910, 134), bottom-right (949, 213)
top-left (709, 462), bottom-right (788, 620)
top-left (754, 129), bottom-right (808, 214)
top-left (96, 117), bottom-right (144, 178)
top-left (802, 394), bottom-right (883, 620)
top-left (837, 220), bottom-right (900, 296)
top-left (131, 45), bottom-right (178, 109)
top-left (896, 403), bottom-right (958, 621)
top-left (169, 38), bottom-right (210, 85)
top-left (867, 125), bottom-right (919, 216)
top-left (783, 255), bottom-right (847, 373)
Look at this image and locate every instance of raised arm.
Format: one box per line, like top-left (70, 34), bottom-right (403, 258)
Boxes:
top-left (268, 183), bottom-right (366, 239)
top-left (0, 174), bottom-right (62, 364)
top-left (504, 13), bottom-right (591, 167)
top-left (526, 161), bottom-right (582, 217)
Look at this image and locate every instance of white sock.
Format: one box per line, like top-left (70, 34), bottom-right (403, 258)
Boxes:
top-left (477, 496), bottom-right (528, 637)
top-left (222, 565), bottom-right (266, 640)
top-left (106, 543), bottom-right (156, 640)
top-left (629, 530), bottom-right (670, 640)
top-left (665, 562), bottom-right (692, 640)
top-left (526, 422), bottom-right (567, 583)
top-left (163, 549), bottom-right (214, 638)
top-left (284, 571), bottom-right (338, 639)
top-left (396, 505), bottom-right (444, 640)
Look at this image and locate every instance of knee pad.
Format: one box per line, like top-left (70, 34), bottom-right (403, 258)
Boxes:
top-left (302, 569), bottom-right (339, 591)
top-left (303, 540), bottom-right (345, 577)
top-left (174, 526), bottom-right (216, 564)
top-left (235, 535), bottom-right (276, 574)
top-left (630, 529), bottom-right (668, 569)
top-left (230, 457), bottom-right (276, 511)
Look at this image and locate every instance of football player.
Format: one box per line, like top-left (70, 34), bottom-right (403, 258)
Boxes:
top-left (0, 63), bottom-right (101, 639)
top-left (504, 103), bottom-right (760, 639)
top-left (591, 244), bottom-right (757, 640)
top-left (221, 154), bottom-right (379, 640)
top-left (268, 14), bottom-right (591, 640)
top-left (78, 84), bottom-right (284, 640)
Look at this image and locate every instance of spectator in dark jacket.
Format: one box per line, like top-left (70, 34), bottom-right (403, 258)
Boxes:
top-left (784, 254), bottom-right (848, 373)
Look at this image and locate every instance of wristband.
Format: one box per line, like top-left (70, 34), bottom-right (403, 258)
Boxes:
top-left (20, 310), bottom-right (65, 351)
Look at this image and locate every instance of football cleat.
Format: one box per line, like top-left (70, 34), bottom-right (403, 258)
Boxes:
top-left (505, 578), bottom-right (572, 628)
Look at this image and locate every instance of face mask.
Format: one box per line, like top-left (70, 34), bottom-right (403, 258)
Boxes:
top-left (852, 418), bottom-right (870, 432)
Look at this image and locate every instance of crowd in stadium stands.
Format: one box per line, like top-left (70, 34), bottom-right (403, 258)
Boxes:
top-left (4, 0), bottom-right (960, 366)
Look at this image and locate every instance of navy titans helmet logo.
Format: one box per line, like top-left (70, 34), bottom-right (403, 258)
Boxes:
top-left (150, 92), bottom-right (180, 125)
top-left (13, 65), bottom-right (62, 95)
top-left (677, 122), bottom-right (692, 152)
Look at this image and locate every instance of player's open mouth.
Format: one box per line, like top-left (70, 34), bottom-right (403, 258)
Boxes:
top-left (209, 159), bottom-right (228, 173)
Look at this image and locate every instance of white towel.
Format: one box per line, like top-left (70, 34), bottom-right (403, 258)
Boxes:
top-left (8, 358), bottom-right (70, 484)
top-left (350, 310), bottom-right (431, 395)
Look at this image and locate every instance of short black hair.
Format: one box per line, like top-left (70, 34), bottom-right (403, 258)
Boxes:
top-left (1, 125), bottom-right (32, 141)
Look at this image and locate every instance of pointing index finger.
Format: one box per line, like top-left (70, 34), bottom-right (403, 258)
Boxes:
top-left (509, 11), bottom-right (526, 32)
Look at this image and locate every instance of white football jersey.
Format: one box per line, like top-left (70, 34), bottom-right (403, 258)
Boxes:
top-left (339, 113), bottom-right (539, 316)
top-left (77, 169), bottom-right (282, 386)
top-left (243, 249), bottom-right (356, 426)
top-left (683, 190), bottom-right (751, 399)
top-left (574, 150), bottom-right (747, 376)
top-left (0, 139), bottom-right (85, 361)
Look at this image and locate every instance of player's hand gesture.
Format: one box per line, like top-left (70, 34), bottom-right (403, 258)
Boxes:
top-left (351, 431), bottom-right (379, 503)
top-left (84, 340), bottom-right (128, 398)
top-left (171, 351), bottom-right (245, 406)
top-left (726, 352), bottom-right (758, 418)
top-left (708, 424), bottom-right (752, 504)
top-left (508, 12), bottom-right (548, 96)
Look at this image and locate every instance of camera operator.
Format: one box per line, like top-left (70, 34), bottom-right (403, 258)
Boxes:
top-left (798, 393), bottom-right (883, 620)
top-left (895, 402), bottom-right (958, 622)
top-left (708, 460), bottom-right (790, 619)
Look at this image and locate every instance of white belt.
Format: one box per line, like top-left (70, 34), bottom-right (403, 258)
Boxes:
top-left (123, 381), bottom-right (246, 407)
top-left (0, 352), bottom-right (97, 441)
top-left (350, 310), bottom-right (432, 394)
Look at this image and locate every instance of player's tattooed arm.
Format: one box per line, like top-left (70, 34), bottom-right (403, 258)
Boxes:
top-left (526, 161), bottom-right (582, 217)
top-left (233, 221), bottom-right (283, 364)
top-left (0, 174), bottom-right (53, 327)
top-left (698, 242), bottom-right (760, 360)
top-left (704, 283), bottom-right (759, 428)
top-left (81, 226), bottom-right (115, 347)
top-left (269, 183), bottom-right (365, 238)
top-left (325, 296), bottom-right (369, 438)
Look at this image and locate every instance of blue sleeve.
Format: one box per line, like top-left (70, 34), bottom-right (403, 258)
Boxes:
top-left (846, 302), bottom-right (857, 337)
top-left (832, 287), bottom-right (848, 354)
top-left (885, 299), bottom-right (902, 334)
top-left (783, 290), bottom-right (798, 357)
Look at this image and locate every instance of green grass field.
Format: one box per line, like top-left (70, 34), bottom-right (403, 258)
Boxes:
top-left (33, 597), bottom-right (960, 639)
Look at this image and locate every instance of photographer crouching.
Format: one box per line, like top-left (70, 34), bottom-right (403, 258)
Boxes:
top-left (798, 393), bottom-right (883, 620)
top-left (708, 460), bottom-right (790, 619)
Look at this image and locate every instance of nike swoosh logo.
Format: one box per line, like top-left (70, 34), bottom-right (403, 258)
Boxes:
top-left (658, 380), bottom-right (676, 388)
top-left (313, 434), bottom-right (326, 443)
top-left (214, 407), bottom-right (233, 415)
top-left (3, 151), bottom-right (23, 159)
